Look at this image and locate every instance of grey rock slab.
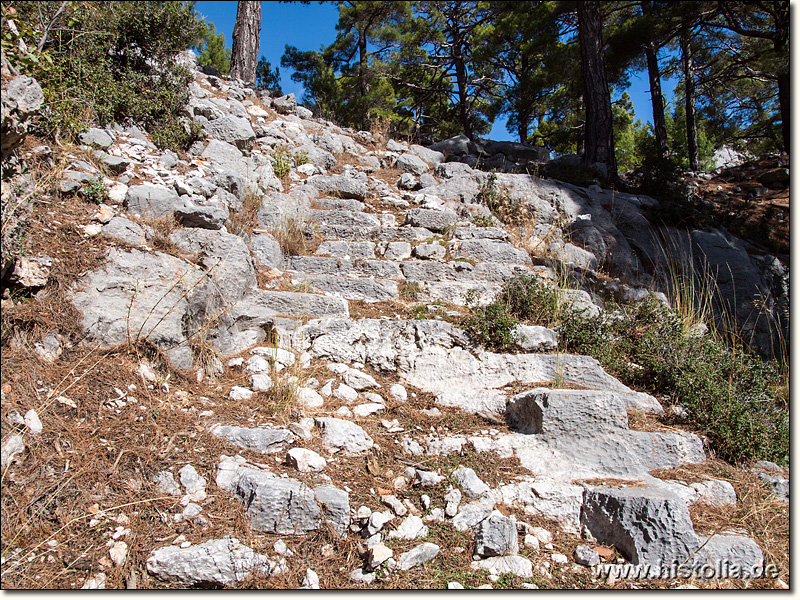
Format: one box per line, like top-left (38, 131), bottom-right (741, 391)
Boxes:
top-left (413, 243), bottom-right (446, 260)
top-left (146, 536), bottom-right (272, 586)
top-left (2, 75), bottom-right (44, 158)
top-left (315, 240), bottom-right (375, 259)
top-left (397, 543), bottom-right (440, 571)
top-left (580, 486), bottom-right (700, 566)
top-left (396, 153), bottom-right (429, 176)
top-left (272, 93), bottom-right (297, 115)
top-left (314, 484), bottom-right (350, 538)
top-left (211, 424), bottom-right (294, 454)
top-left (451, 239), bottom-right (532, 265)
top-left (307, 173), bottom-right (368, 200)
top-left (505, 388), bottom-right (629, 437)
top-left (230, 288), bottom-right (349, 325)
top-left (315, 417), bottom-right (374, 453)
top-left (202, 114), bottom-right (255, 150)
top-left (70, 248), bottom-right (202, 370)
top-left (124, 184), bottom-right (187, 219)
top-left (691, 535), bottom-right (763, 579)
top-left (232, 466), bottom-right (321, 534)
top-left (287, 448), bottom-right (327, 473)
top-left (512, 324), bottom-right (557, 352)
top-left (93, 151), bottom-right (130, 174)
top-left (409, 144), bottom-right (444, 168)
top-left (574, 545), bottom-right (600, 567)
top-left (470, 555), bottom-right (532, 578)
top-left (405, 207), bottom-right (458, 232)
top-left (475, 511), bottom-right (518, 557)
top-left (286, 256), bottom-right (401, 279)
top-left (454, 226), bottom-right (508, 240)
top-left (313, 197), bottom-right (366, 211)
top-left (174, 203), bottom-right (229, 230)
top-left (291, 273), bottom-right (398, 303)
top-left (169, 227), bottom-right (256, 314)
top-left (756, 472), bottom-right (788, 503)
top-left (690, 479), bottom-right (737, 507)
top-left (388, 515), bottom-right (428, 540)
top-left (451, 468), bottom-right (490, 499)
top-left (451, 498), bottom-right (496, 531)
top-left (79, 127), bottom-right (114, 149)
top-left (307, 208), bottom-right (379, 229)
top-left (383, 242), bottom-right (412, 260)
top-left (201, 139), bottom-right (244, 173)
top-left (342, 368), bottom-right (380, 390)
top-left (250, 233), bottom-right (284, 269)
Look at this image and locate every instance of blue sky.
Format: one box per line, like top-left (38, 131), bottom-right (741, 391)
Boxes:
top-left (193, 1), bottom-right (679, 142)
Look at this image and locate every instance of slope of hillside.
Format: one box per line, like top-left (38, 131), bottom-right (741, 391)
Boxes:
top-left (0, 54), bottom-right (789, 590)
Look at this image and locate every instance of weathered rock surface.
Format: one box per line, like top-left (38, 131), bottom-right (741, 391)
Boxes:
top-left (146, 537), bottom-right (273, 586)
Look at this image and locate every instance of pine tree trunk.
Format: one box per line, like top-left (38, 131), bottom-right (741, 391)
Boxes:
top-left (230, 1), bottom-right (261, 84)
top-left (777, 69), bottom-right (789, 154)
top-left (577, 1), bottom-right (616, 178)
top-left (358, 27), bottom-right (371, 131)
top-left (681, 28), bottom-right (699, 171)
top-left (641, 2), bottom-right (668, 160)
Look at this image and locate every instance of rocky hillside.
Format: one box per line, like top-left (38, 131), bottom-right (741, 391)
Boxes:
top-left (0, 52), bottom-right (789, 589)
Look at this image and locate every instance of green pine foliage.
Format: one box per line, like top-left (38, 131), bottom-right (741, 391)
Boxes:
top-left (195, 21), bottom-right (231, 75)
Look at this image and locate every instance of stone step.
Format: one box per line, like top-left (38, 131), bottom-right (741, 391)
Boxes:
top-left (288, 273), bottom-right (398, 303)
top-left (231, 288), bottom-right (350, 321)
top-left (286, 256), bottom-right (403, 279)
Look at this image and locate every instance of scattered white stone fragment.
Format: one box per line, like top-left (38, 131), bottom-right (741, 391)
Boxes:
top-left (138, 362), bottom-right (157, 382)
top-left (388, 515), bottom-right (428, 540)
top-left (366, 511), bottom-right (394, 536)
top-left (1, 435), bottom-right (25, 469)
top-left (353, 403), bottom-right (385, 417)
top-left (415, 470), bottom-right (444, 487)
top-left (397, 543), bottom-right (440, 570)
top-left (109, 541), bottom-right (128, 567)
top-left (342, 368), bottom-right (380, 390)
top-left (421, 495), bottom-right (431, 510)
top-left (444, 488), bottom-right (462, 517)
top-left (24, 409), bottom-right (43, 435)
top-left (447, 582), bottom-right (464, 589)
top-left (381, 494), bottom-right (407, 516)
top-left (368, 543), bottom-right (393, 570)
top-left (334, 383), bottom-right (358, 403)
top-left (286, 448), bottom-right (327, 473)
top-left (524, 534), bottom-right (540, 551)
top-left (250, 373), bottom-right (274, 392)
top-left (229, 386), bottom-right (253, 401)
top-left (82, 573), bottom-right (106, 589)
top-left (298, 387), bottom-right (324, 408)
top-left (470, 555), bottom-right (533, 578)
top-left (350, 568), bottom-right (375, 584)
top-left (389, 384), bottom-right (407, 402)
top-left (530, 527), bottom-right (553, 544)
top-left (551, 553), bottom-right (569, 565)
top-left (302, 569), bottom-right (319, 589)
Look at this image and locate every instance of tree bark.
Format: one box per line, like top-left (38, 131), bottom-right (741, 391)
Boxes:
top-left (577, 1), bottom-right (616, 178)
top-left (230, 1), bottom-right (261, 84)
top-left (641, 1), bottom-right (668, 160)
top-left (681, 27), bottom-right (699, 171)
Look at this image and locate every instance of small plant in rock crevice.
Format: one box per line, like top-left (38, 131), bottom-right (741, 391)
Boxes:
top-left (83, 177), bottom-right (110, 204)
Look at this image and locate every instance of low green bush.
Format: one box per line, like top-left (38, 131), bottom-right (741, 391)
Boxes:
top-left (466, 275), bottom-right (789, 466)
top-left (11, 1), bottom-right (205, 151)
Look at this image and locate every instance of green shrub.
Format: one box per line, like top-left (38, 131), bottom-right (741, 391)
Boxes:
top-left (270, 148), bottom-right (293, 178)
top-left (465, 274), bottom-right (788, 465)
top-left (559, 296), bottom-right (788, 466)
top-left (12, 1), bottom-right (205, 151)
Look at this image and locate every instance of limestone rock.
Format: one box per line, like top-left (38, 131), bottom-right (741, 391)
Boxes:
top-left (210, 424), bottom-right (294, 454)
top-left (146, 536), bottom-right (272, 586)
top-left (316, 418), bottom-right (374, 453)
